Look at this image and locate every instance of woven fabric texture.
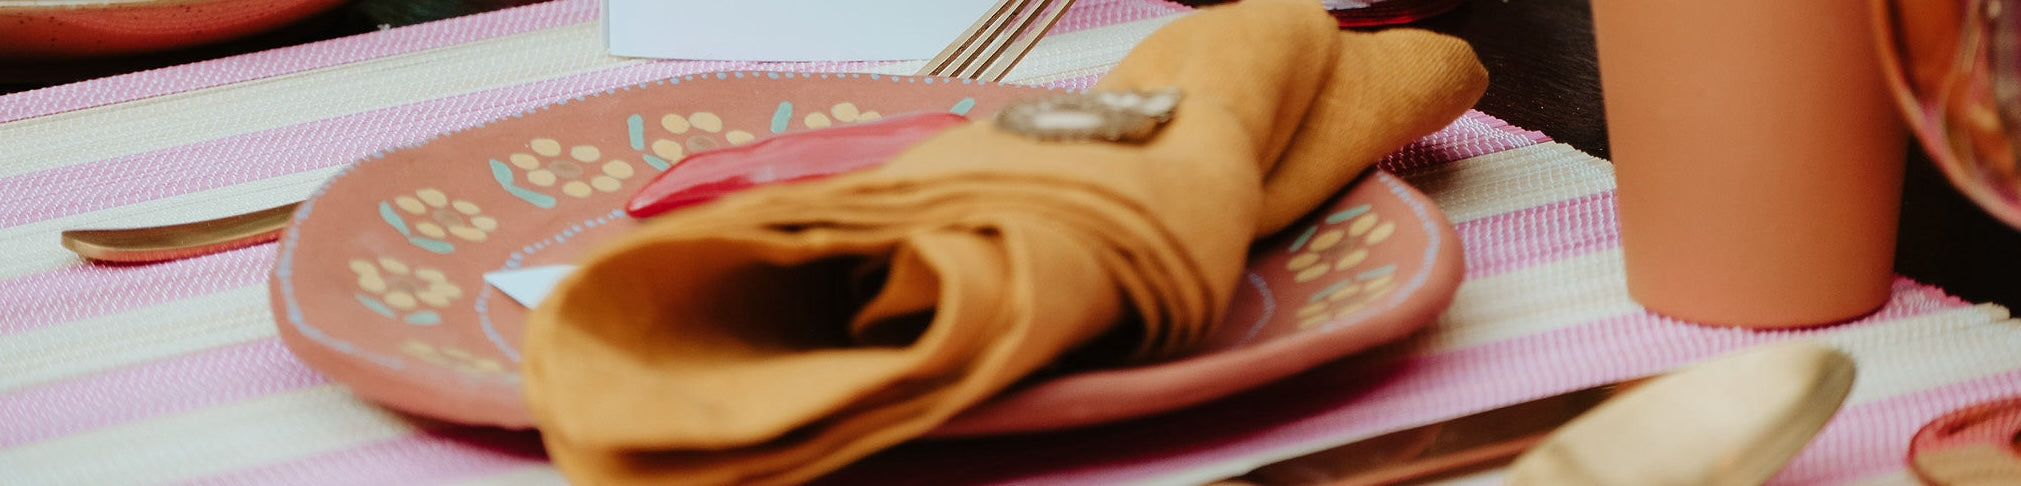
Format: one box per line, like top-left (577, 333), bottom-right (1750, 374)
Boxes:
top-left (0, 0), bottom-right (2013, 484)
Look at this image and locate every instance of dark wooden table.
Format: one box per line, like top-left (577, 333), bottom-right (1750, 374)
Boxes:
top-left (11, 0), bottom-right (2017, 309)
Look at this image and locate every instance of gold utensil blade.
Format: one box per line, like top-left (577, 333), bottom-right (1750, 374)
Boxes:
top-left (60, 203), bottom-right (299, 263)
top-left (1226, 378), bottom-right (1647, 486)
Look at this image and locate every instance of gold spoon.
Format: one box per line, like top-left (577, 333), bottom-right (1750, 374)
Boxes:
top-left (1215, 340), bottom-right (1855, 485)
top-left (1504, 340), bottom-right (1856, 485)
top-left (60, 203), bottom-right (299, 263)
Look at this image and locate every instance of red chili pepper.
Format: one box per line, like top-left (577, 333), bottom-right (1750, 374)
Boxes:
top-left (625, 111), bottom-right (969, 219)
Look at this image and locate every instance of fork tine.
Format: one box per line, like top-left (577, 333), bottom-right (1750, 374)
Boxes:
top-left (978, 0), bottom-right (1074, 82)
top-left (943, 0), bottom-right (1041, 78)
top-left (950, 0), bottom-right (1049, 80)
top-left (916, 0), bottom-right (1021, 77)
top-left (943, 0), bottom-right (1038, 78)
top-left (916, 0), bottom-right (1072, 81)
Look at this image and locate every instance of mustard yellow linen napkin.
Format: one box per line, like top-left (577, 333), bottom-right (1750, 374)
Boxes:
top-left (522, 0), bottom-right (1486, 483)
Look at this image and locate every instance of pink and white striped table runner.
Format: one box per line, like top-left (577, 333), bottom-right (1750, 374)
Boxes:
top-left (2, 1), bottom-right (2016, 484)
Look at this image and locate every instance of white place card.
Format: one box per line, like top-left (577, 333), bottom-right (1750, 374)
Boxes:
top-left (604, 0), bottom-right (997, 62)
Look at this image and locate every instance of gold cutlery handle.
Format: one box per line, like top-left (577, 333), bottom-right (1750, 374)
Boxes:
top-left (60, 202), bottom-right (300, 263)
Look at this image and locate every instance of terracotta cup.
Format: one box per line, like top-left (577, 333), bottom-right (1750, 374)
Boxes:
top-left (1593, 0), bottom-right (1907, 328)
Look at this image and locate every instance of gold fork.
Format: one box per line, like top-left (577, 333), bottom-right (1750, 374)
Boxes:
top-left (61, 1), bottom-right (1080, 263)
top-left (915, 0), bottom-right (1078, 81)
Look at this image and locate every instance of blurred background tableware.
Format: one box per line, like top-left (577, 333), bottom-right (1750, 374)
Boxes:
top-left (0, 0), bottom-right (351, 60)
top-left (0, 0), bottom-right (546, 90)
top-left (1594, 0), bottom-right (1907, 328)
top-left (1875, 0), bottom-right (2021, 232)
top-left (1907, 397), bottom-right (2021, 485)
top-left (1323, 0), bottom-right (1463, 27)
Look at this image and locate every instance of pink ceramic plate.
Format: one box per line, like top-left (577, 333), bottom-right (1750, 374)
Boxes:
top-left (269, 72), bottom-right (1463, 436)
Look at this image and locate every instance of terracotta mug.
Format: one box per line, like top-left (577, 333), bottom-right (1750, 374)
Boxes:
top-left (1593, 0), bottom-right (1907, 328)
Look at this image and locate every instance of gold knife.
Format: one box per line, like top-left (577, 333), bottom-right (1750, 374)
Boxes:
top-left (1217, 377), bottom-right (1651, 486)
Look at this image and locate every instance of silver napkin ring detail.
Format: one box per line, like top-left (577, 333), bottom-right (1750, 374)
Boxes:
top-left (994, 87), bottom-right (1182, 143)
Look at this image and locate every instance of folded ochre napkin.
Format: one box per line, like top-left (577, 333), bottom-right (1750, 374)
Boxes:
top-left (521, 0), bottom-right (1486, 483)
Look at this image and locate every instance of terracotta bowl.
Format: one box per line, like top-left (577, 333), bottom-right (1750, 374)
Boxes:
top-left (0, 0), bottom-right (349, 60)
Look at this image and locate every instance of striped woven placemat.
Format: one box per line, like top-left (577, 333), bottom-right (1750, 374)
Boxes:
top-left (823, 121), bottom-right (2021, 485)
top-left (2, 1), bottom-right (2015, 484)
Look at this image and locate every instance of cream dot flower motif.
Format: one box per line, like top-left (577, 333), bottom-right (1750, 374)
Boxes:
top-left (350, 257), bottom-right (463, 325)
top-left (1281, 204), bottom-right (1401, 329)
top-left (391, 188), bottom-right (498, 243)
top-left (646, 111), bottom-right (756, 166)
top-left (800, 102), bottom-right (882, 129)
top-left (505, 138), bottom-right (638, 199)
top-left (1293, 265), bottom-right (1399, 330)
top-left (400, 340), bottom-right (515, 382)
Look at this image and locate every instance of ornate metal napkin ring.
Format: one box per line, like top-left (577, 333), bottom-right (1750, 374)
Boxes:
top-left (994, 87), bottom-right (1182, 143)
